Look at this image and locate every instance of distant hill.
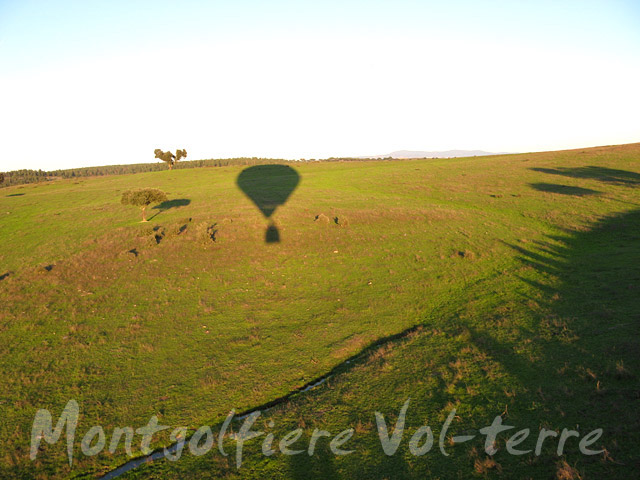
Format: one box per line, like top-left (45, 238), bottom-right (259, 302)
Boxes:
top-left (362, 150), bottom-right (505, 159)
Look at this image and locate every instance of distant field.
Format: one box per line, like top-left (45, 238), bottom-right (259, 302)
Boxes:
top-left (1, 144), bottom-right (639, 479)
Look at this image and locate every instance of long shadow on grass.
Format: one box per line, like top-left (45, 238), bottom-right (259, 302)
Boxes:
top-left (287, 442), bottom-right (339, 479)
top-left (237, 165), bottom-right (300, 243)
top-left (86, 213), bottom-right (640, 480)
top-left (147, 198), bottom-right (191, 220)
top-left (93, 321), bottom-right (427, 479)
top-left (286, 440), bottom-right (411, 480)
top-left (529, 182), bottom-right (600, 196)
top-left (480, 209), bottom-right (640, 476)
top-left (530, 166), bottom-right (640, 186)
top-left (275, 211), bottom-right (640, 478)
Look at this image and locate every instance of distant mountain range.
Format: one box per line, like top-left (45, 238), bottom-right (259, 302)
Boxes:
top-left (361, 150), bottom-right (505, 159)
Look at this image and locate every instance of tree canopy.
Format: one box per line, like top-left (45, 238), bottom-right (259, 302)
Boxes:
top-left (176, 149), bottom-right (187, 163)
top-left (121, 188), bottom-right (167, 221)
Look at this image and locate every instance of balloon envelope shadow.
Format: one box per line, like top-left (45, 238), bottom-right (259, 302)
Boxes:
top-left (236, 165), bottom-right (300, 243)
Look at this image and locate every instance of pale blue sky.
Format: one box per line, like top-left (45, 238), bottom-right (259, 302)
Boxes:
top-left (1, 0), bottom-right (639, 170)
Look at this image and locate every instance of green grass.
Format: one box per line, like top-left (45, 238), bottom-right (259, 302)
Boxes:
top-left (1, 144), bottom-right (639, 479)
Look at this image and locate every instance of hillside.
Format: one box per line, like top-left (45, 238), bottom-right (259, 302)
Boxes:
top-left (0, 144), bottom-right (639, 479)
top-left (363, 150), bottom-right (502, 159)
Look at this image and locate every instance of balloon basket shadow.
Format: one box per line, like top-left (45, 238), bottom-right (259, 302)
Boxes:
top-left (265, 223), bottom-right (280, 243)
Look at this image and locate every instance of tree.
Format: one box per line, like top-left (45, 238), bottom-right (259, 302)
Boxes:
top-left (154, 148), bottom-right (187, 170)
top-left (121, 188), bottom-right (167, 222)
top-left (0, 173), bottom-right (4, 184)
top-left (175, 149), bottom-right (187, 164)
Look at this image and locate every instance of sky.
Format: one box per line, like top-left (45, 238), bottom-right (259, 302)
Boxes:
top-left (1, 0), bottom-right (639, 171)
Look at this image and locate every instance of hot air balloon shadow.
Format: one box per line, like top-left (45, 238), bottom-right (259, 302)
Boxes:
top-left (236, 165), bottom-right (300, 243)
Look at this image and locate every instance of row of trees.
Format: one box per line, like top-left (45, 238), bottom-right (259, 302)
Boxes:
top-left (1, 158), bottom-right (299, 188)
top-left (1, 149), bottom-right (399, 189)
top-left (0, 169), bottom-right (51, 187)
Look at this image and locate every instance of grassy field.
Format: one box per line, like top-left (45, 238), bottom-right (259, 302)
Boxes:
top-left (1, 144), bottom-right (639, 479)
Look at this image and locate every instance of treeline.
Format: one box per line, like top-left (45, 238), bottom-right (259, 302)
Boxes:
top-left (0, 156), bottom-right (390, 188)
top-left (0, 169), bottom-right (53, 187)
top-left (48, 157), bottom-right (294, 178)
top-left (0, 158), bottom-right (290, 188)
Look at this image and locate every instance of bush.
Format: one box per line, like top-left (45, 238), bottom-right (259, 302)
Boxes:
top-left (195, 222), bottom-right (218, 245)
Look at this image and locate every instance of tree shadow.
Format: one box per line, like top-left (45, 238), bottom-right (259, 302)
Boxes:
top-left (236, 165), bottom-right (300, 243)
top-left (286, 435), bottom-right (412, 480)
top-left (531, 166), bottom-right (640, 186)
top-left (476, 209), bottom-right (640, 476)
top-left (529, 182), bottom-right (600, 196)
top-left (360, 444), bottom-right (412, 479)
top-left (287, 442), bottom-right (340, 480)
top-left (6, 193), bottom-right (25, 197)
top-left (148, 198), bottom-right (191, 220)
top-left (68, 211), bottom-right (640, 480)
